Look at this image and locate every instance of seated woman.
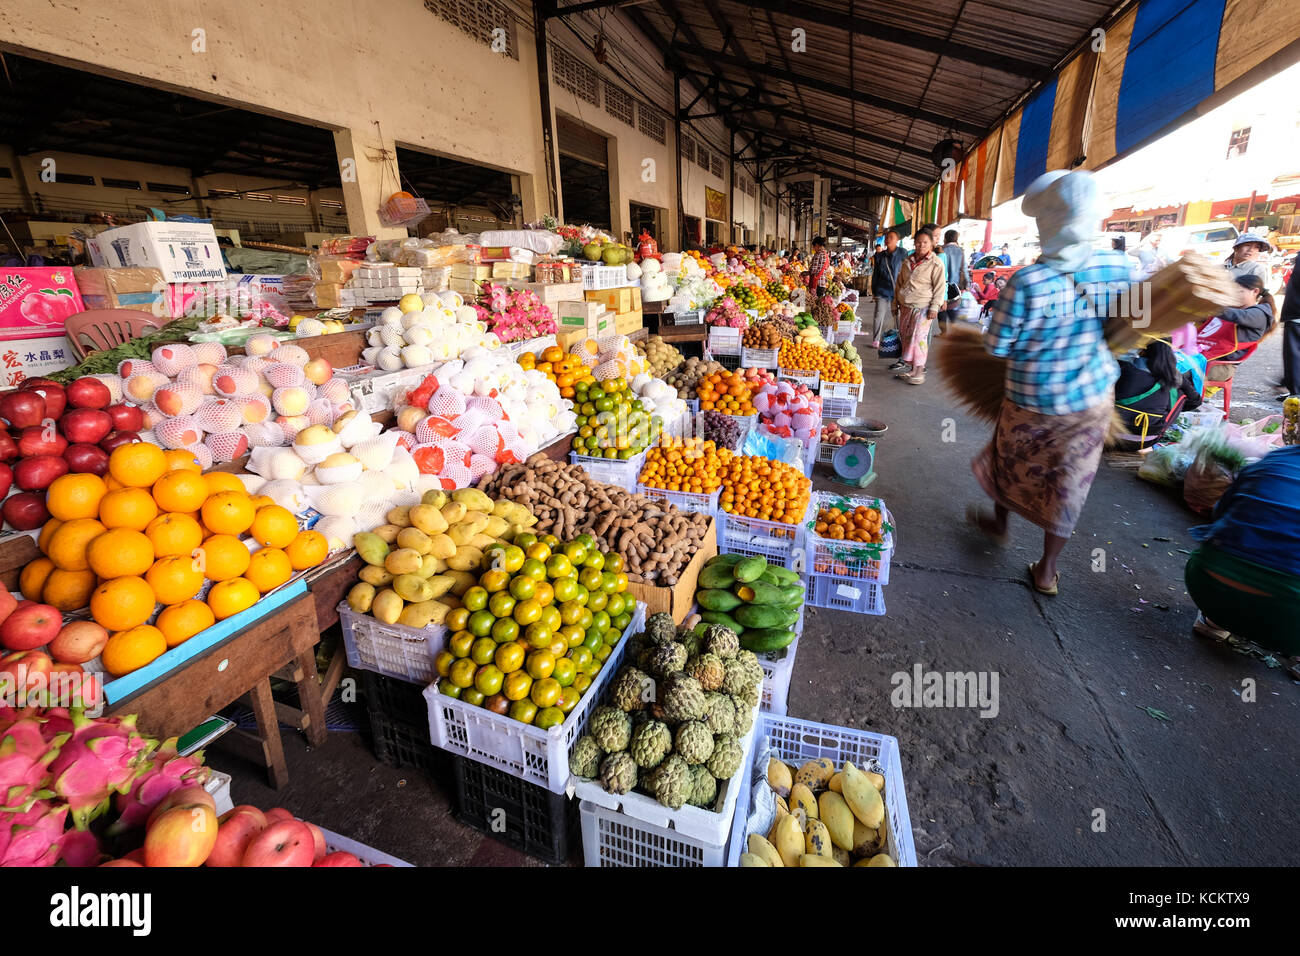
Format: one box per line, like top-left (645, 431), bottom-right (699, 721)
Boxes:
top-left (1114, 341), bottom-right (1202, 444)
top-left (1185, 445), bottom-right (1300, 664)
top-left (973, 271), bottom-right (1000, 317)
top-left (1196, 274), bottom-right (1275, 379)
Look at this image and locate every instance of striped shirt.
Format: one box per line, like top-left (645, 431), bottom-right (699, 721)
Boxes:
top-left (984, 250), bottom-right (1130, 415)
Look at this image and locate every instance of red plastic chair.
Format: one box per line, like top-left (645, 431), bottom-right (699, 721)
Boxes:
top-left (1202, 342), bottom-right (1261, 419)
top-left (64, 309), bottom-right (165, 361)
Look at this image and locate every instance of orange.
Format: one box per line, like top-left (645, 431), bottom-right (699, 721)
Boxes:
top-left (108, 442), bottom-right (167, 488)
top-left (145, 555), bottom-right (205, 605)
top-left (89, 576), bottom-right (157, 632)
top-left (195, 535), bottom-right (251, 581)
top-left (41, 568), bottom-right (97, 611)
top-left (46, 473), bottom-right (108, 521)
top-left (103, 474), bottom-right (125, 492)
top-left (162, 448), bottom-right (203, 473)
top-left (248, 494), bottom-right (275, 511)
top-left (245, 548), bottom-right (292, 593)
top-left (37, 519), bottom-right (63, 556)
top-left (19, 556), bottom-right (56, 601)
top-left (99, 488), bottom-right (159, 531)
top-left (249, 505), bottom-right (298, 549)
top-left (86, 528), bottom-right (155, 579)
top-left (207, 577), bottom-right (259, 620)
top-left (47, 518), bottom-right (107, 572)
top-left (145, 513), bottom-right (204, 559)
top-left (101, 625), bottom-right (167, 677)
top-left (156, 600), bottom-right (215, 648)
top-left (202, 472), bottom-right (246, 496)
top-left (151, 470), bottom-right (208, 513)
top-left (200, 492), bottom-right (255, 536)
top-left (285, 530), bottom-right (328, 570)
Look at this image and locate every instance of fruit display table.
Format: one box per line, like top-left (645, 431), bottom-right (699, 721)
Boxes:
top-left (106, 590), bottom-right (327, 789)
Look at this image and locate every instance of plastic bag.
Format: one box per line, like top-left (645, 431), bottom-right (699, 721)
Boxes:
top-left (878, 329), bottom-right (902, 359)
top-left (1183, 457), bottom-right (1235, 515)
top-left (1137, 443), bottom-right (1193, 488)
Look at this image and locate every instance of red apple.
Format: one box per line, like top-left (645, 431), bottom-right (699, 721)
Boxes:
top-left (314, 852), bottom-right (363, 867)
top-left (0, 432), bottom-right (16, 461)
top-left (0, 650), bottom-right (54, 704)
top-left (0, 591), bottom-right (15, 628)
top-left (0, 601), bottom-right (62, 651)
top-left (207, 806), bottom-right (268, 868)
top-left (263, 807), bottom-right (295, 825)
top-left (63, 443), bottom-right (110, 476)
top-left (0, 462), bottom-right (11, 499)
top-left (49, 620), bottom-right (109, 664)
top-left (13, 455), bottom-right (68, 491)
top-left (99, 431), bottom-right (140, 453)
top-left (240, 820), bottom-right (315, 868)
top-left (2, 492), bottom-right (50, 530)
top-left (0, 391), bottom-right (45, 429)
top-left (17, 426), bottom-right (68, 458)
top-left (59, 409), bottom-right (113, 446)
top-left (105, 403), bottom-right (144, 432)
top-left (147, 784), bottom-right (216, 831)
top-left (304, 821), bottom-right (327, 863)
top-left (20, 381), bottom-right (65, 419)
top-left (66, 377), bottom-right (111, 410)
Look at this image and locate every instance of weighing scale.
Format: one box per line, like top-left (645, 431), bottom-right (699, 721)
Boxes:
top-left (828, 417), bottom-right (887, 488)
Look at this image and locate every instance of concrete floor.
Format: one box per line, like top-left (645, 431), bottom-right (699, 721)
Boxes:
top-left (212, 326), bottom-right (1299, 867)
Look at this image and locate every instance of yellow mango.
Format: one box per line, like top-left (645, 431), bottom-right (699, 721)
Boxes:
top-left (832, 845), bottom-right (851, 867)
top-left (852, 820), bottom-right (878, 857)
top-left (828, 772), bottom-right (842, 794)
top-left (418, 555), bottom-right (446, 578)
top-left (443, 570), bottom-right (477, 596)
top-left (746, 834), bottom-right (784, 867)
top-left (795, 758), bottom-right (835, 789)
top-left (818, 790), bottom-right (855, 851)
top-left (371, 524), bottom-right (402, 544)
top-left (370, 589), bottom-right (403, 624)
top-left (384, 548), bottom-right (422, 575)
top-left (865, 853), bottom-right (896, 867)
top-left (789, 783), bottom-right (818, 823)
top-left (392, 573), bottom-right (435, 603)
top-left (469, 533), bottom-right (498, 551)
top-left (739, 852), bottom-right (769, 867)
top-left (398, 600), bottom-right (448, 629)
top-left (446, 523), bottom-right (478, 547)
top-left (799, 854), bottom-right (841, 867)
top-left (445, 546), bottom-right (484, 572)
top-left (396, 527), bottom-right (432, 555)
top-left (421, 490), bottom-right (448, 509)
top-left (358, 565), bottom-right (394, 587)
top-left (840, 762), bottom-right (884, 829)
top-left (352, 532), bottom-right (389, 567)
top-left (773, 812), bottom-right (804, 868)
top-left (767, 758), bottom-right (792, 798)
top-left (346, 582), bottom-right (375, 613)
top-left (427, 534), bottom-right (457, 560)
top-left (865, 770), bottom-right (885, 792)
top-left (451, 488), bottom-right (493, 512)
top-left (440, 502), bottom-right (467, 525)
top-left (408, 504), bottom-right (449, 536)
top-left (804, 818), bottom-right (833, 858)
top-left (424, 574), bottom-right (457, 600)
top-left (385, 506), bottom-right (412, 527)
top-left (482, 516), bottom-right (509, 538)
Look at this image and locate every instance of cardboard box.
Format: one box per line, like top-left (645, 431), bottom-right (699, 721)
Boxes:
top-left (73, 267), bottom-right (167, 315)
top-left (0, 267), bottom-right (85, 340)
top-left (556, 299), bottom-right (601, 321)
top-left (504, 281), bottom-right (583, 310)
top-left (624, 518), bottom-right (718, 623)
top-left (585, 287), bottom-right (635, 314)
top-left (0, 335), bottom-right (76, 388)
top-left (555, 312), bottom-right (612, 351)
top-left (86, 221), bottom-right (227, 282)
top-left (615, 310), bottom-right (643, 336)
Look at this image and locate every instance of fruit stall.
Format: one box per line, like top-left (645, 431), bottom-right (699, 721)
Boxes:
top-left (0, 228), bottom-right (907, 868)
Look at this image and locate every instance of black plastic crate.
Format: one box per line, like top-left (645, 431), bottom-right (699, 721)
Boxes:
top-left (361, 670), bottom-right (429, 726)
top-left (452, 755), bottom-right (577, 865)
top-left (361, 671), bottom-right (444, 778)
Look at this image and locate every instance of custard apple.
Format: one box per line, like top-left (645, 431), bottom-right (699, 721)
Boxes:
top-left (660, 673), bottom-right (707, 724)
top-left (703, 691), bottom-right (736, 736)
top-left (589, 706), bottom-right (631, 753)
top-left (600, 752), bottom-right (638, 795)
top-left (648, 641), bottom-right (687, 678)
top-left (569, 735), bottom-right (603, 778)
top-left (702, 624), bottom-right (739, 659)
top-left (648, 754), bottom-right (692, 809)
top-left (636, 646), bottom-right (657, 673)
top-left (678, 629), bottom-right (703, 659)
top-left (645, 611), bottom-right (677, 646)
top-left (688, 763), bottom-right (718, 807)
top-left (629, 719), bottom-right (672, 769)
top-left (686, 652), bottom-right (725, 692)
top-left (732, 696), bottom-right (755, 735)
top-left (722, 658), bottom-right (757, 698)
top-left (611, 666), bottom-right (651, 712)
top-left (674, 720), bottom-right (715, 765)
top-left (706, 734), bottom-right (743, 780)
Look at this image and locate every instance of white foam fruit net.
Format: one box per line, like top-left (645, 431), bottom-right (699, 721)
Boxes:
top-left (451, 407), bottom-right (489, 436)
top-left (441, 462), bottom-right (472, 487)
top-left (467, 453), bottom-right (497, 481)
top-left (465, 425), bottom-right (504, 459)
top-left (427, 386), bottom-right (467, 419)
top-left (467, 395), bottom-right (505, 421)
top-left (415, 416), bottom-right (459, 444)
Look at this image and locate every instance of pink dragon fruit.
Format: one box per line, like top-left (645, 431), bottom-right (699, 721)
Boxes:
top-left (0, 717), bottom-right (69, 812)
top-left (109, 737), bottom-right (209, 835)
top-left (47, 712), bottom-right (156, 830)
top-left (55, 828), bottom-right (106, 867)
top-left (0, 800), bottom-right (68, 867)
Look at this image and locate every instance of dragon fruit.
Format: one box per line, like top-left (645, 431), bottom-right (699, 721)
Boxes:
top-left (0, 717), bottom-right (68, 812)
top-left (0, 800), bottom-right (68, 867)
top-left (109, 737), bottom-right (209, 835)
top-left (47, 712), bottom-right (155, 830)
top-left (55, 828), bottom-right (106, 867)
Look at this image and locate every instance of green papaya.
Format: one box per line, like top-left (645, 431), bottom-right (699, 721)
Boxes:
top-left (778, 606), bottom-right (801, 627)
top-left (763, 565), bottom-right (801, 586)
top-left (697, 588), bottom-right (744, 612)
top-left (698, 564), bottom-right (738, 590)
top-left (734, 556), bottom-right (769, 583)
top-left (735, 580), bottom-right (789, 605)
top-left (778, 584), bottom-right (807, 605)
top-left (739, 627), bottom-right (797, 652)
top-left (734, 604), bottom-right (790, 629)
top-left (699, 610), bottom-right (745, 635)
top-left (705, 553), bottom-right (744, 568)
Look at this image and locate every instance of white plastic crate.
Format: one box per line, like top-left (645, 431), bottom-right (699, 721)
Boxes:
top-left (425, 603), bottom-right (645, 793)
top-left (339, 604), bottom-right (445, 684)
top-left (816, 441), bottom-right (847, 464)
top-left (635, 483), bottom-right (720, 516)
top-left (718, 499), bottom-right (813, 568)
top-left (820, 396), bottom-right (857, 420)
top-left (707, 327), bottom-right (741, 356)
top-left (778, 367), bottom-right (820, 389)
top-left (740, 346), bottom-right (780, 369)
top-left (581, 264), bottom-right (628, 290)
top-left (712, 352), bottom-right (741, 371)
top-left (757, 605), bottom-right (803, 716)
top-left (726, 713), bottom-right (916, 866)
top-left (808, 574), bottom-right (885, 614)
top-left (805, 493), bottom-right (895, 585)
top-left (568, 450), bottom-right (648, 492)
top-left (820, 379), bottom-right (864, 401)
top-left (318, 827), bottom-right (414, 867)
top-left (204, 770), bottom-right (233, 817)
top-left (575, 700), bottom-right (760, 866)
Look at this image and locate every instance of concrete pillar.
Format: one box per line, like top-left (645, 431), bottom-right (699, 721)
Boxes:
top-left (812, 176), bottom-right (830, 239)
top-left (332, 128), bottom-right (407, 239)
top-left (607, 136), bottom-right (628, 243)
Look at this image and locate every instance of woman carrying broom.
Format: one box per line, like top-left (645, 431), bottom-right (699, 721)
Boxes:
top-left (966, 170), bottom-right (1132, 595)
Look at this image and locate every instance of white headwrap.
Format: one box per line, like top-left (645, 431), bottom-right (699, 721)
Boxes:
top-left (1022, 169), bottom-right (1104, 275)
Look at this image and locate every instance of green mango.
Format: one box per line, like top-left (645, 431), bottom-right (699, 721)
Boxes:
top-left (697, 588), bottom-right (744, 612)
top-left (734, 556), bottom-right (769, 584)
top-left (699, 610), bottom-right (745, 635)
top-left (739, 627), bottom-right (797, 652)
top-left (698, 564), bottom-right (738, 590)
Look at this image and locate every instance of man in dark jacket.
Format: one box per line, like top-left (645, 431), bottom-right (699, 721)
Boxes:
top-left (869, 229), bottom-right (905, 348)
top-left (1280, 259), bottom-right (1299, 399)
top-left (938, 229), bottom-right (971, 333)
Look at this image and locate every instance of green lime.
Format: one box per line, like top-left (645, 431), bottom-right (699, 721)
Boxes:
top-left (582, 628), bottom-right (603, 652)
top-left (582, 550), bottom-right (605, 571)
top-left (438, 677), bottom-right (463, 698)
top-left (462, 586), bottom-right (489, 612)
top-left (491, 616), bottom-right (520, 644)
top-left (612, 613), bottom-right (632, 631)
top-left (467, 609), bottom-right (495, 638)
top-left (585, 588), bottom-right (607, 613)
top-left (534, 706), bottom-right (565, 730)
top-left (552, 576), bottom-right (579, 603)
top-left (590, 610), bottom-right (611, 634)
top-left (520, 558), bottom-right (547, 581)
top-left (488, 591), bottom-right (516, 618)
top-left (552, 657), bottom-right (576, 687)
top-left (509, 575), bottom-right (537, 601)
top-left (470, 636), bottom-right (497, 665)
top-left (604, 593), bottom-right (625, 619)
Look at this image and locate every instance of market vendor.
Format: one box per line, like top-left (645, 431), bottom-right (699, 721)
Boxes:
top-left (1185, 445), bottom-right (1300, 660)
top-left (807, 236), bottom-right (831, 297)
top-left (890, 229), bottom-right (946, 385)
top-left (1223, 233), bottom-right (1271, 285)
top-left (968, 168), bottom-right (1129, 595)
top-left (1114, 340), bottom-right (1203, 445)
top-left (1196, 274), bottom-right (1276, 377)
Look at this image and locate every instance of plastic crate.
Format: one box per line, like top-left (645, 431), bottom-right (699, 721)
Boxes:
top-left (575, 701), bottom-right (759, 867)
top-left (425, 603), bottom-right (645, 792)
top-left (820, 396), bottom-right (857, 420)
top-left (581, 264), bottom-right (628, 290)
top-left (663, 309), bottom-right (704, 326)
top-left (712, 352), bottom-right (741, 371)
top-left (726, 713), bottom-right (916, 867)
top-left (808, 574), bottom-right (886, 614)
top-left (758, 605), bottom-right (803, 716)
top-left (635, 483), bottom-right (720, 516)
top-left (318, 827), bottom-right (414, 867)
top-left (717, 499), bottom-right (812, 568)
top-left (707, 327), bottom-right (741, 356)
top-left (820, 380), bottom-right (864, 402)
top-left (806, 493), bottom-right (895, 585)
top-left (361, 670), bottom-right (447, 776)
top-left (452, 754), bottom-right (577, 865)
top-left (340, 603), bottom-right (445, 684)
top-left (740, 346), bottom-right (780, 368)
top-left (568, 450), bottom-right (647, 493)
top-left (816, 441), bottom-right (847, 464)
top-left (778, 367), bottom-right (820, 389)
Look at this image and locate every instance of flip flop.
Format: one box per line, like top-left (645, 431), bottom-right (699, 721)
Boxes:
top-left (1027, 562), bottom-right (1059, 596)
top-left (965, 504), bottom-right (1009, 546)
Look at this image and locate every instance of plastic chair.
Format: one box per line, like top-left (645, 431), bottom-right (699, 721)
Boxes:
top-left (1201, 341), bottom-right (1262, 419)
top-left (64, 309), bottom-right (165, 361)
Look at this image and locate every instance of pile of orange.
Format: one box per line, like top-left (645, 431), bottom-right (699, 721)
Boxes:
top-left (34, 442), bottom-right (331, 678)
top-left (518, 345), bottom-right (595, 399)
top-left (718, 456), bottom-right (812, 527)
top-left (813, 503), bottom-right (885, 543)
top-left (695, 370), bottom-right (757, 415)
top-left (777, 341), bottom-right (863, 384)
top-left (637, 438), bottom-right (734, 493)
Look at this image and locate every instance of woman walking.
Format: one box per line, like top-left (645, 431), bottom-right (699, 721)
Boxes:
top-left (891, 230), bottom-right (946, 384)
top-left (966, 169), bottom-right (1131, 595)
